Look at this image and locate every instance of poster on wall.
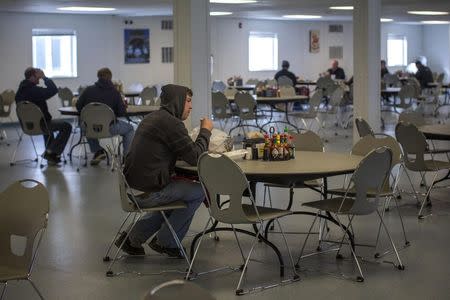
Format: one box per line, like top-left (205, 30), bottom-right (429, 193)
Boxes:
top-left (124, 29), bottom-right (150, 64)
top-left (309, 30), bottom-right (320, 53)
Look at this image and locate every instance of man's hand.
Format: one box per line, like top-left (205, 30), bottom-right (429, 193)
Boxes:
top-left (200, 117), bottom-right (213, 132)
top-left (35, 68), bottom-right (45, 79)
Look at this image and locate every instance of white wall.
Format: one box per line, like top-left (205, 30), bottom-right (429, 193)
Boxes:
top-left (0, 12), bottom-right (173, 120)
top-left (422, 25), bottom-right (450, 82)
top-left (211, 18), bottom-right (354, 82)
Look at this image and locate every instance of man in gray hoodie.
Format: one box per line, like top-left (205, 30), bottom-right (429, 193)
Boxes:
top-left (120, 84), bottom-right (213, 257)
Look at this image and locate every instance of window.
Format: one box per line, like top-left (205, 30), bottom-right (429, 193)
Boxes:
top-left (387, 35), bottom-right (407, 67)
top-left (248, 32), bottom-right (278, 71)
top-left (32, 29), bottom-right (77, 78)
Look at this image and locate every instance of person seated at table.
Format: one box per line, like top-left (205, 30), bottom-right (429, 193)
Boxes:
top-left (381, 60), bottom-right (390, 78)
top-left (76, 67), bottom-right (134, 165)
top-left (15, 67), bottom-right (72, 165)
top-left (274, 60), bottom-right (297, 86)
top-left (414, 60), bottom-right (434, 89)
top-left (323, 60), bottom-right (346, 80)
top-left (117, 84), bottom-right (213, 257)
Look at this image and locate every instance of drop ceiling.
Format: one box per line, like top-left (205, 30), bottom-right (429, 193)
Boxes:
top-left (0, 0), bottom-right (449, 23)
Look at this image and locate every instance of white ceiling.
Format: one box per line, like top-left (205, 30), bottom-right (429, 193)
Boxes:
top-left (0, 0), bottom-right (449, 22)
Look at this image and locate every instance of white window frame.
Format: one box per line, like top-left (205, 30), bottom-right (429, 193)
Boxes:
top-left (248, 32), bottom-right (278, 72)
top-left (32, 29), bottom-right (78, 78)
top-left (387, 34), bottom-right (407, 67)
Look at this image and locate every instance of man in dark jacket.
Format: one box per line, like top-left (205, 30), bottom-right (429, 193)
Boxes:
top-left (76, 68), bottom-right (134, 165)
top-left (274, 60), bottom-right (297, 86)
top-left (325, 60), bottom-right (346, 80)
top-left (414, 61), bottom-right (434, 89)
top-left (119, 84), bottom-right (213, 257)
top-left (15, 67), bottom-right (72, 164)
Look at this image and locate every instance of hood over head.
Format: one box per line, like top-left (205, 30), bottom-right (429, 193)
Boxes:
top-left (160, 84), bottom-right (189, 119)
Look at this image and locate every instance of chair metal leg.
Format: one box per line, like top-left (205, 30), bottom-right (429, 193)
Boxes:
top-left (0, 282), bottom-right (7, 300)
top-left (231, 224), bottom-right (246, 265)
top-left (335, 215), bottom-right (364, 282)
top-left (295, 211), bottom-right (319, 267)
top-left (275, 219), bottom-right (299, 278)
top-left (10, 133), bottom-right (23, 165)
top-left (418, 171), bottom-right (439, 219)
top-left (28, 279), bottom-right (45, 300)
top-left (186, 217), bottom-right (213, 280)
top-left (376, 211), bottom-right (405, 270)
top-left (394, 196), bottom-right (409, 246)
top-left (160, 211), bottom-right (191, 267)
top-left (103, 212), bottom-right (133, 261)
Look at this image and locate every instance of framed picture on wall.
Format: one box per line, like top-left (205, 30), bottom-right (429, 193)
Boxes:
top-left (124, 29), bottom-right (150, 64)
top-left (309, 30), bottom-right (320, 53)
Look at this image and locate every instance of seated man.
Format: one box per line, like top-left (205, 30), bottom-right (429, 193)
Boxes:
top-left (381, 60), bottom-right (390, 78)
top-left (274, 60), bottom-right (297, 86)
top-left (118, 84), bottom-right (213, 257)
top-left (325, 60), bottom-right (346, 80)
top-left (76, 67), bottom-right (134, 165)
top-left (414, 61), bottom-right (434, 89)
top-left (15, 67), bottom-right (72, 165)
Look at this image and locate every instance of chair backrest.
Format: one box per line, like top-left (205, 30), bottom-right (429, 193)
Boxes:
top-left (395, 122), bottom-right (428, 170)
top-left (346, 147), bottom-right (392, 215)
top-left (211, 92), bottom-right (230, 119)
top-left (58, 87), bottom-right (74, 107)
top-left (406, 78), bottom-right (421, 96)
top-left (277, 75), bottom-right (294, 87)
top-left (198, 153), bottom-right (258, 224)
top-left (223, 87), bottom-right (238, 98)
top-left (16, 101), bottom-right (48, 136)
top-left (355, 118), bottom-right (374, 138)
top-left (140, 86), bottom-right (158, 105)
top-left (279, 85), bottom-right (296, 97)
top-left (308, 89), bottom-right (323, 107)
top-left (0, 180), bottom-right (49, 275)
top-left (383, 73), bottom-right (400, 87)
top-left (436, 72), bottom-right (445, 84)
top-left (291, 130), bottom-right (324, 152)
top-left (398, 111), bottom-right (425, 127)
top-left (352, 135), bottom-right (402, 167)
top-left (117, 168), bottom-right (139, 212)
top-left (211, 80), bottom-right (226, 92)
top-left (266, 79), bottom-right (278, 87)
top-left (329, 86), bottom-right (344, 106)
top-left (80, 102), bottom-right (116, 139)
top-left (1, 89), bottom-right (16, 106)
top-left (234, 92), bottom-right (256, 120)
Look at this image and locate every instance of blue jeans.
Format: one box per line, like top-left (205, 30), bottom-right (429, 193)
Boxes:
top-left (87, 119), bottom-right (134, 154)
top-left (128, 179), bottom-right (205, 248)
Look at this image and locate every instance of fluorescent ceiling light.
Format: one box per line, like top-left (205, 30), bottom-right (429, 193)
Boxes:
top-left (381, 18), bottom-right (393, 22)
top-left (283, 15), bottom-right (322, 19)
top-left (421, 20), bottom-right (450, 24)
top-left (210, 11), bottom-right (233, 16)
top-left (210, 0), bottom-right (257, 3)
top-left (58, 6), bottom-right (116, 12)
top-left (408, 11), bottom-right (448, 16)
top-left (329, 6), bottom-right (354, 10)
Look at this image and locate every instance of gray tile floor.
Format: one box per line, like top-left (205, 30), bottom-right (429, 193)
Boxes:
top-left (0, 112), bottom-right (449, 300)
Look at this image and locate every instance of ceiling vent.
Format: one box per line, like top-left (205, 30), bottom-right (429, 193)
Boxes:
top-left (329, 24), bottom-right (343, 33)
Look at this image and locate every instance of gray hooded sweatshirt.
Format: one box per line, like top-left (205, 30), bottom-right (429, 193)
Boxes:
top-left (124, 84), bottom-right (211, 193)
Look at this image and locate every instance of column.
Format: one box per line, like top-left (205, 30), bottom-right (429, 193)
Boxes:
top-left (173, 0), bottom-right (211, 130)
top-left (353, 0), bottom-right (381, 141)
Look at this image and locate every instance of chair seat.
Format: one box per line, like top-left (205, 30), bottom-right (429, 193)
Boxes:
top-left (302, 197), bottom-right (355, 214)
top-left (242, 204), bottom-right (292, 222)
top-left (0, 266), bottom-right (28, 282)
top-left (328, 186), bottom-right (392, 198)
top-left (424, 159), bottom-right (450, 171)
top-left (132, 200), bottom-right (187, 212)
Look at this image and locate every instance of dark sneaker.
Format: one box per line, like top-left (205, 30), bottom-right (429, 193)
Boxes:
top-left (90, 149), bottom-right (107, 166)
top-left (149, 237), bottom-right (185, 259)
top-left (43, 151), bottom-right (61, 165)
top-left (114, 231), bottom-right (145, 256)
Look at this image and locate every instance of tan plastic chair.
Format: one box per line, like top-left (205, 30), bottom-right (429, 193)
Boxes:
top-left (57, 87), bottom-right (74, 107)
top-left (144, 280), bottom-right (215, 300)
top-left (228, 92), bottom-right (263, 136)
top-left (103, 162), bottom-right (190, 277)
top-left (297, 147), bottom-right (405, 282)
top-left (355, 117), bottom-right (390, 138)
top-left (187, 153), bottom-right (298, 295)
top-left (0, 180), bottom-right (49, 300)
top-left (291, 89), bottom-right (323, 133)
top-left (11, 101), bottom-right (50, 168)
top-left (277, 75), bottom-right (294, 87)
top-left (0, 90), bottom-right (21, 144)
top-left (211, 92), bottom-right (232, 131)
top-left (140, 86), bottom-right (158, 106)
top-left (395, 122), bottom-right (450, 219)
